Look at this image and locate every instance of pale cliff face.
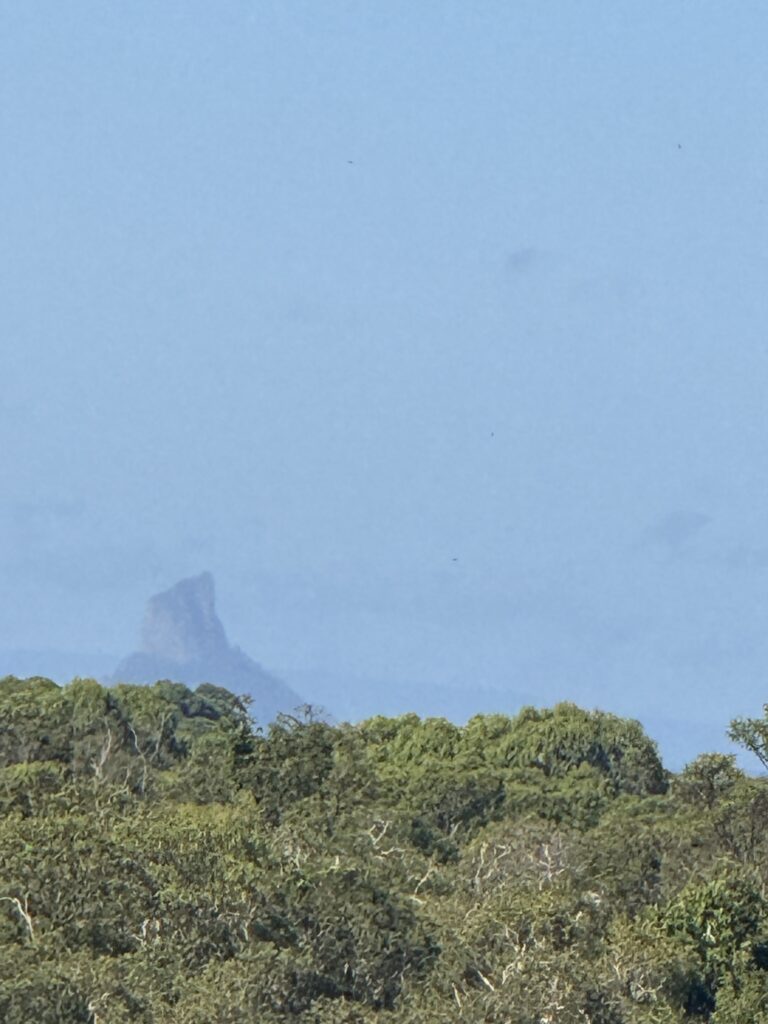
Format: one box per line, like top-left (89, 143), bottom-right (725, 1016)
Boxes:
top-left (140, 572), bottom-right (229, 665)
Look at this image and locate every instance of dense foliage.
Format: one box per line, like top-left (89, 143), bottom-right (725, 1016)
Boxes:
top-left (2, 675), bottom-right (768, 1022)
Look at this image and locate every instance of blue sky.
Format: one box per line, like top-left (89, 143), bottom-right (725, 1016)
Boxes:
top-left (2, 2), bottom-right (768, 762)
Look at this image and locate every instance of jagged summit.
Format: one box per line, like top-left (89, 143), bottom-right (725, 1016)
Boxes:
top-left (140, 572), bottom-right (228, 664)
top-left (112, 572), bottom-right (304, 724)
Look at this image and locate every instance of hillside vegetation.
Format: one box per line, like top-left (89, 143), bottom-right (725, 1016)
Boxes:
top-left (2, 675), bottom-right (768, 1022)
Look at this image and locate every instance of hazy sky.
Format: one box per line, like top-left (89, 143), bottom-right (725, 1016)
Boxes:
top-left (2, 2), bottom-right (768, 754)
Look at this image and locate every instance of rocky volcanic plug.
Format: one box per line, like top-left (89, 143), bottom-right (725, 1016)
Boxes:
top-left (112, 572), bottom-right (304, 724)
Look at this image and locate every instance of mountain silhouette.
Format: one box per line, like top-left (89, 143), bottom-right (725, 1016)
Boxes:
top-left (111, 572), bottom-right (305, 724)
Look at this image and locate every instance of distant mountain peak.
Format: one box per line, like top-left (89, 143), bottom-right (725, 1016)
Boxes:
top-left (141, 571), bottom-right (228, 664)
top-left (112, 572), bottom-right (305, 724)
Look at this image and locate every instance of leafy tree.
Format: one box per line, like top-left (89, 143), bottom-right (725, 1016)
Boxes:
top-left (729, 706), bottom-right (768, 771)
top-left (495, 702), bottom-right (668, 796)
top-left (659, 871), bottom-right (768, 1015)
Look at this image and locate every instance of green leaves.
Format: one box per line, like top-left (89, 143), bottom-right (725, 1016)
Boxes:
top-left (4, 678), bottom-right (768, 1021)
top-left (729, 706), bottom-right (768, 771)
top-left (497, 702), bottom-right (668, 796)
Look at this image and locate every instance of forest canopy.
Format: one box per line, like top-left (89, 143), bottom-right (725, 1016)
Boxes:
top-left (1, 675), bottom-right (768, 1023)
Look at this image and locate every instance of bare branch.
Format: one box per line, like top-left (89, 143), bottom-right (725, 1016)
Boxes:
top-left (0, 894), bottom-right (35, 943)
